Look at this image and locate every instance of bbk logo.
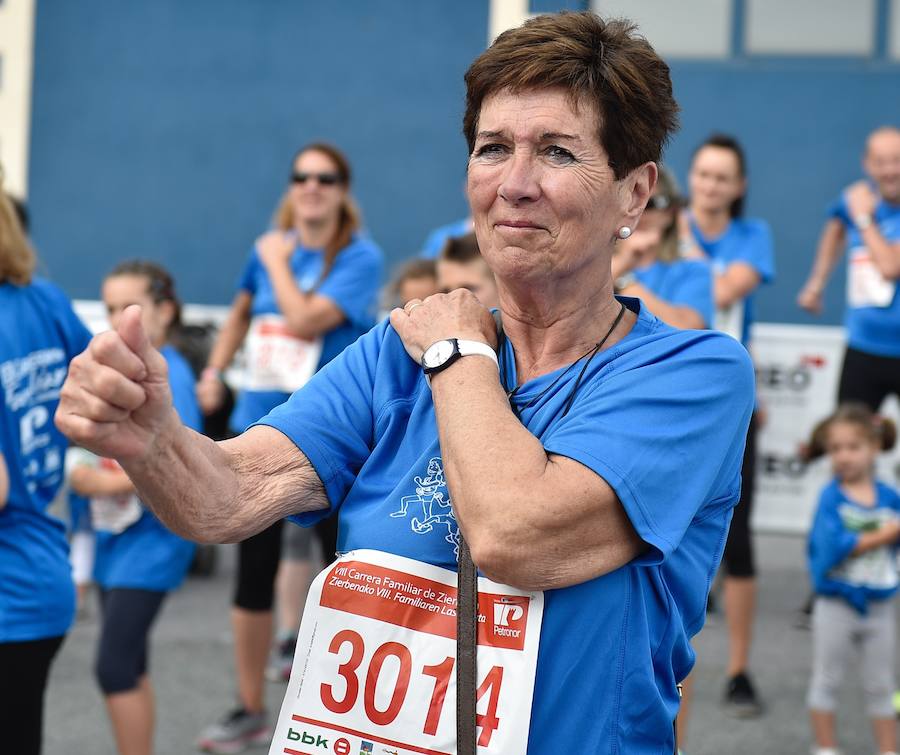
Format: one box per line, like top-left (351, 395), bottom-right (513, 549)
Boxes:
top-left (286, 729), bottom-right (329, 748)
top-left (492, 596), bottom-right (527, 638)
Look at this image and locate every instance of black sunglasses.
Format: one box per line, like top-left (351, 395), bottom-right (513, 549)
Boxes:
top-left (290, 171), bottom-right (342, 186)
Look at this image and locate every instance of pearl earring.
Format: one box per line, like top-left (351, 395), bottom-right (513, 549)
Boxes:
top-left (617, 226), bottom-right (632, 240)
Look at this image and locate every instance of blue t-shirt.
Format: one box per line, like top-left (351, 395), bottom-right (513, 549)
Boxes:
top-left (257, 299), bottom-right (755, 753)
top-left (0, 279), bottom-right (92, 642)
top-left (828, 195), bottom-right (900, 357)
top-left (689, 217), bottom-right (775, 346)
top-left (93, 345), bottom-right (201, 592)
top-left (808, 479), bottom-right (900, 614)
top-left (230, 234), bottom-right (384, 432)
top-left (635, 258), bottom-right (714, 328)
top-left (419, 217), bottom-right (473, 259)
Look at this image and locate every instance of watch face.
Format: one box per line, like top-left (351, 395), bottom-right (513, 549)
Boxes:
top-left (423, 340), bottom-right (455, 369)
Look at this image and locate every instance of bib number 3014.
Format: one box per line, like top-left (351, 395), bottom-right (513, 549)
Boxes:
top-left (268, 550), bottom-right (543, 755)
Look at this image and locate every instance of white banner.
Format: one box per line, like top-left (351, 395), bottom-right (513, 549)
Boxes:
top-left (752, 323), bottom-right (900, 535)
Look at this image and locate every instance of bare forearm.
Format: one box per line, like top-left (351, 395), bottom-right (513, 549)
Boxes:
top-left (431, 358), bottom-right (640, 589)
top-left (120, 416), bottom-right (325, 543)
top-left (626, 285), bottom-right (705, 329)
top-left (860, 226), bottom-right (900, 279)
top-left (805, 222), bottom-right (846, 290)
top-left (851, 528), bottom-right (897, 555)
top-left (268, 265), bottom-right (320, 338)
top-left (70, 467), bottom-right (135, 497)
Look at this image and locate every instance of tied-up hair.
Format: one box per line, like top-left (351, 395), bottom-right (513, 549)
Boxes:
top-left (0, 165), bottom-right (36, 285)
top-left (463, 11), bottom-right (679, 180)
top-left (692, 133), bottom-right (748, 219)
top-left (272, 142), bottom-right (361, 286)
top-left (803, 402), bottom-right (898, 461)
top-left (106, 259), bottom-right (182, 336)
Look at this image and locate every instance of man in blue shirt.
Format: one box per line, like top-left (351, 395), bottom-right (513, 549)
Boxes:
top-left (798, 126), bottom-right (900, 411)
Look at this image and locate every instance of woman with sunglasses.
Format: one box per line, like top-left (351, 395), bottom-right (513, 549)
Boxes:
top-left (612, 167), bottom-right (712, 329)
top-left (195, 143), bottom-right (383, 753)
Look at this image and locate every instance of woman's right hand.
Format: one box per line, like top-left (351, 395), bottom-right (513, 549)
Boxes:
top-left (797, 282), bottom-right (824, 315)
top-left (197, 370), bottom-right (226, 415)
top-left (55, 305), bottom-right (176, 463)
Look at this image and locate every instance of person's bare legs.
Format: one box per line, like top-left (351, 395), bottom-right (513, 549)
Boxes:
top-left (675, 673), bottom-right (694, 750)
top-left (809, 709), bottom-right (838, 749)
top-left (232, 608), bottom-right (272, 712)
top-left (275, 559), bottom-right (313, 636)
top-left (872, 715), bottom-right (897, 753)
top-left (724, 576), bottom-right (756, 676)
top-left (105, 675), bottom-right (154, 755)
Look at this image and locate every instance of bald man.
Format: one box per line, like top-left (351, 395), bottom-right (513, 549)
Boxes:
top-left (798, 126), bottom-right (900, 410)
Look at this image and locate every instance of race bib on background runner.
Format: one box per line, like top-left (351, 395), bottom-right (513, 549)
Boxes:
top-left (269, 549), bottom-right (544, 755)
top-left (244, 314), bottom-right (323, 393)
top-left (847, 247), bottom-right (896, 308)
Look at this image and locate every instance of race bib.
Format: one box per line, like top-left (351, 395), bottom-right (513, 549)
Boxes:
top-left (847, 247), bottom-right (896, 308)
top-left (244, 314), bottom-right (323, 393)
top-left (269, 549), bottom-right (544, 755)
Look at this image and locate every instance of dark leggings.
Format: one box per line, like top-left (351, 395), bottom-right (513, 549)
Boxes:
top-left (96, 588), bottom-right (166, 694)
top-left (722, 413), bottom-right (757, 578)
top-left (838, 346), bottom-right (900, 411)
top-left (0, 634), bottom-right (64, 755)
top-left (233, 516), bottom-right (338, 612)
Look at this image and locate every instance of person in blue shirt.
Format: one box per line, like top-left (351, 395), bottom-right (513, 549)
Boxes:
top-left (194, 142), bottom-right (384, 752)
top-left (67, 260), bottom-right (200, 755)
top-left (803, 403), bottom-right (900, 755)
top-left (612, 167), bottom-right (713, 328)
top-left (419, 216), bottom-right (474, 259)
top-left (55, 12), bottom-right (754, 753)
top-left (0, 184), bottom-right (92, 755)
top-left (798, 126), bottom-right (900, 413)
top-left (680, 133), bottom-right (776, 718)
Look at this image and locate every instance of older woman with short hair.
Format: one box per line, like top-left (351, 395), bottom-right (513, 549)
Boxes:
top-left (57, 12), bottom-right (754, 753)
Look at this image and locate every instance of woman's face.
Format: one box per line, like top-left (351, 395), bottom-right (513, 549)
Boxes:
top-left (466, 88), bottom-right (648, 286)
top-left (102, 274), bottom-right (172, 348)
top-left (688, 145), bottom-right (745, 216)
top-left (618, 207), bottom-right (674, 266)
top-left (289, 149), bottom-right (347, 226)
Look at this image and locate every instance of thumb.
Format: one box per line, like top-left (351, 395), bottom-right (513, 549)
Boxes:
top-left (117, 305), bottom-right (167, 378)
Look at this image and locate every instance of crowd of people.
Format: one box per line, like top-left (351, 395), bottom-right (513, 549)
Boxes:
top-left (1, 9), bottom-right (899, 755)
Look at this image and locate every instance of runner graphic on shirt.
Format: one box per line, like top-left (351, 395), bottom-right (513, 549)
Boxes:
top-left (390, 457), bottom-right (459, 551)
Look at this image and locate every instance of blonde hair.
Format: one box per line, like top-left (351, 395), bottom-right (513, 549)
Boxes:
top-left (0, 167), bottom-right (36, 285)
top-left (271, 143), bottom-right (361, 286)
top-left (651, 167), bottom-right (682, 263)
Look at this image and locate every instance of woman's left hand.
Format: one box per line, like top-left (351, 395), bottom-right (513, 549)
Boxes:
top-left (390, 289), bottom-right (497, 364)
top-left (256, 230), bottom-right (296, 269)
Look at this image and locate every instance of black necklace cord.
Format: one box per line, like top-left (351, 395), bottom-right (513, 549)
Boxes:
top-left (504, 300), bottom-right (628, 419)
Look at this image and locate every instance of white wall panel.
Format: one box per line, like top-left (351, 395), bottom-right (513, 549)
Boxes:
top-left (746, 0), bottom-right (875, 55)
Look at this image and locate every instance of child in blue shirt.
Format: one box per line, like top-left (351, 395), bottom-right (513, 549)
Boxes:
top-left (67, 260), bottom-right (200, 755)
top-left (805, 403), bottom-right (900, 755)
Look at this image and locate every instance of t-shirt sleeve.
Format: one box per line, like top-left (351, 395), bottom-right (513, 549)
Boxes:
top-left (673, 262), bottom-right (714, 328)
top-left (236, 249), bottom-right (261, 295)
top-left (826, 195), bottom-right (852, 227)
top-left (254, 320), bottom-right (388, 524)
top-left (317, 241), bottom-right (384, 328)
top-left (542, 331), bottom-right (755, 563)
top-left (39, 280), bottom-right (93, 359)
top-left (808, 486), bottom-right (858, 582)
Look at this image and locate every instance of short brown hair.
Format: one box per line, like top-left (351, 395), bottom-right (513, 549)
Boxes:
top-left (439, 232), bottom-right (482, 264)
top-left (106, 259), bottom-right (182, 335)
top-left (463, 11), bottom-right (679, 180)
top-left (273, 142), bottom-right (361, 285)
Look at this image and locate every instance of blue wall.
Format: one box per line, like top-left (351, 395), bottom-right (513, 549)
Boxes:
top-left (27, 2), bottom-right (900, 328)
